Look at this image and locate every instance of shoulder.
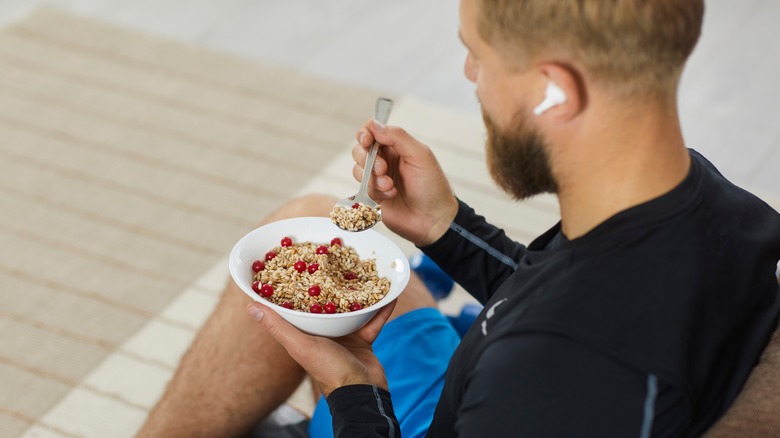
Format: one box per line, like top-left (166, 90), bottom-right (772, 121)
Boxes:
top-left (691, 149), bottom-right (780, 222)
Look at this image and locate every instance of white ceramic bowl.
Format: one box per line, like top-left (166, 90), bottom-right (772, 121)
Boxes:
top-left (229, 217), bottom-right (410, 337)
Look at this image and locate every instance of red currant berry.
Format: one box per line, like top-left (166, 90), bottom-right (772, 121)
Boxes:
top-left (330, 237), bottom-right (342, 246)
top-left (251, 281), bottom-right (261, 293)
top-left (349, 302), bottom-right (363, 312)
top-left (324, 302), bottom-right (337, 314)
top-left (293, 260), bottom-right (307, 273)
top-left (252, 260), bottom-right (265, 272)
top-left (281, 301), bottom-right (293, 309)
top-left (307, 263), bottom-right (319, 274)
top-left (352, 202), bottom-right (360, 209)
top-left (265, 251), bottom-right (277, 261)
top-left (281, 237), bottom-right (293, 247)
top-left (260, 284), bottom-right (274, 297)
top-left (310, 303), bottom-right (323, 314)
top-left (308, 285), bottom-right (321, 296)
top-left (344, 271), bottom-right (357, 280)
top-left (316, 245), bottom-right (329, 255)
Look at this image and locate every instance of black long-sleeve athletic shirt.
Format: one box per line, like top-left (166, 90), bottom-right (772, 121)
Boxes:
top-left (327, 150), bottom-right (780, 437)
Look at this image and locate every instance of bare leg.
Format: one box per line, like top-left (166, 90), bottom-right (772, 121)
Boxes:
top-left (137, 194), bottom-right (437, 437)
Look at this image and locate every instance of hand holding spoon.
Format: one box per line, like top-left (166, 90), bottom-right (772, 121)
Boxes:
top-left (330, 97), bottom-right (394, 231)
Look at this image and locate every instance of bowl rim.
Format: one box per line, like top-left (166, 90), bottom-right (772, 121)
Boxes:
top-left (228, 216), bottom-right (410, 320)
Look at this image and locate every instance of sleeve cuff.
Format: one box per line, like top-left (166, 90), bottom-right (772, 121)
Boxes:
top-left (420, 198), bottom-right (472, 254)
top-left (327, 385), bottom-right (400, 438)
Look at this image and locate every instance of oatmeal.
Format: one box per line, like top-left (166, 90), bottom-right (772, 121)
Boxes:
top-left (250, 236), bottom-right (391, 313)
top-left (330, 202), bottom-right (381, 231)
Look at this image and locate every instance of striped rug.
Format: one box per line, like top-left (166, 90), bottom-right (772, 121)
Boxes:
top-left (0, 8), bottom-right (561, 437)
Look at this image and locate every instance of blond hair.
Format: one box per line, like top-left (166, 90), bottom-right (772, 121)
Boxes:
top-left (477, 0), bottom-right (704, 97)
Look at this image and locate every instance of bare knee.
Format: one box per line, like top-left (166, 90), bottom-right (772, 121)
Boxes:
top-left (260, 194), bottom-right (337, 226)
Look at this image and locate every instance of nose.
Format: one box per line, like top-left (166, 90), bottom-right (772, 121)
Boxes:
top-left (464, 53), bottom-right (477, 83)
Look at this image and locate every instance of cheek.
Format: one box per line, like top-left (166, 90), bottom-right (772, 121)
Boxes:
top-left (478, 74), bottom-right (522, 128)
top-left (475, 78), bottom-right (500, 122)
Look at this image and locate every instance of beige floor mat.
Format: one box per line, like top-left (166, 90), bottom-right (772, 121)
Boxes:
top-left (0, 8), bottom-right (562, 437)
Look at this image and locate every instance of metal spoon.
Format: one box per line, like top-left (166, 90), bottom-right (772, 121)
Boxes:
top-left (331, 97), bottom-right (393, 232)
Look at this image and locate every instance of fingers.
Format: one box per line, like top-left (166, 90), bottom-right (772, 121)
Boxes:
top-left (246, 301), bottom-right (391, 397)
top-left (351, 143), bottom-right (388, 176)
top-left (351, 164), bottom-right (395, 195)
top-left (351, 142), bottom-right (395, 195)
top-left (356, 123), bottom-right (374, 148)
top-left (247, 299), bottom-right (395, 348)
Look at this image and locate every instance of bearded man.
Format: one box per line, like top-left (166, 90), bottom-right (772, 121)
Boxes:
top-left (139, 0), bottom-right (780, 437)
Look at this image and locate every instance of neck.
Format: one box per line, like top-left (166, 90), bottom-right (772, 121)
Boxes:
top-left (553, 97), bottom-right (690, 239)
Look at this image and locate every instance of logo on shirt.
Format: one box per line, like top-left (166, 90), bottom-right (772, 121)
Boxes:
top-left (481, 298), bottom-right (508, 336)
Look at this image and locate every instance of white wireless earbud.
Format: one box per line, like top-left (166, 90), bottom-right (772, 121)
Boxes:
top-left (533, 81), bottom-right (567, 116)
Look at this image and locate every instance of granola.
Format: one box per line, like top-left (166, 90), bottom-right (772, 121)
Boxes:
top-left (330, 202), bottom-right (380, 231)
top-left (250, 236), bottom-right (390, 313)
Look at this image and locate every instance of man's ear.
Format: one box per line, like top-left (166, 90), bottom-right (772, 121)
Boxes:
top-left (534, 63), bottom-right (586, 122)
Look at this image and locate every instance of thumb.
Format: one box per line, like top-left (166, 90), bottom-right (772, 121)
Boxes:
top-left (367, 121), bottom-right (421, 158)
top-left (246, 302), bottom-right (313, 359)
top-left (371, 123), bottom-right (438, 172)
top-left (355, 299), bottom-right (397, 344)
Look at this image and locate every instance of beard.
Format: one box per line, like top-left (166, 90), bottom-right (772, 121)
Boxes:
top-left (482, 108), bottom-right (558, 200)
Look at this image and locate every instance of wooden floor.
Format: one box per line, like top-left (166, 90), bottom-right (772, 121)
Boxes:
top-left (1, 0), bottom-right (778, 199)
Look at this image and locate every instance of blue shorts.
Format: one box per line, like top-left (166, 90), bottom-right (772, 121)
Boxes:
top-left (308, 307), bottom-right (460, 438)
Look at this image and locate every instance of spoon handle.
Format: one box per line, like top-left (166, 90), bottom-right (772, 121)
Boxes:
top-left (374, 97), bottom-right (394, 125)
top-left (358, 98), bottom-right (393, 198)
